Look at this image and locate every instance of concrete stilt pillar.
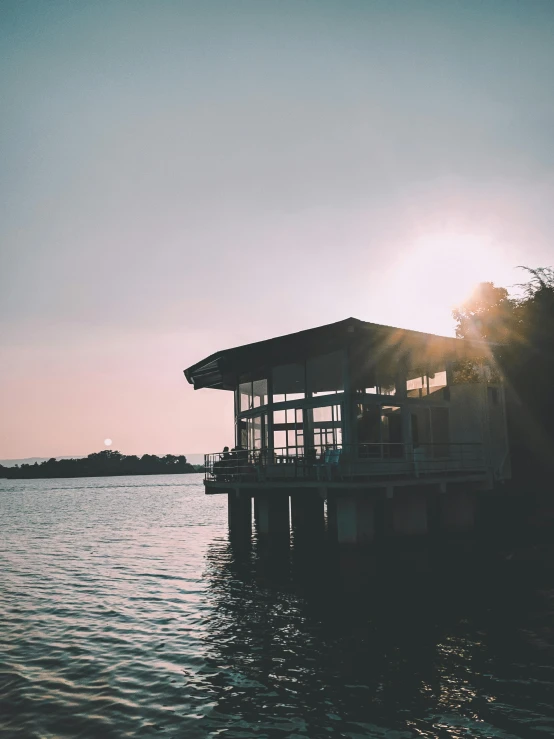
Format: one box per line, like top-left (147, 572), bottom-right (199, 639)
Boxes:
top-left (227, 491), bottom-right (252, 538)
top-left (331, 494), bottom-right (376, 545)
top-left (255, 493), bottom-right (290, 541)
top-left (393, 489), bottom-right (428, 536)
top-left (291, 491), bottom-right (325, 538)
top-left (356, 497), bottom-right (375, 543)
top-left (427, 488), bottom-right (442, 538)
top-left (326, 494), bottom-right (338, 541)
top-left (441, 490), bottom-right (476, 532)
top-left (382, 497), bottom-right (394, 539)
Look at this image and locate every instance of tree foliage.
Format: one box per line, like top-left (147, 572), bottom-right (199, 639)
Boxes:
top-left (4, 450), bottom-right (197, 480)
top-left (452, 281), bottom-right (516, 343)
top-left (454, 267), bottom-right (554, 345)
top-left (453, 266), bottom-right (554, 477)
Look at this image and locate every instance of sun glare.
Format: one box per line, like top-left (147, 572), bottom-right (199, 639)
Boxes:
top-left (386, 233), bottom-right (501, 336)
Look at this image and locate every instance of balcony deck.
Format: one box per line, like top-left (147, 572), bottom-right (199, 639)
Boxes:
top-left (204, 443), bottom-right (488, 493)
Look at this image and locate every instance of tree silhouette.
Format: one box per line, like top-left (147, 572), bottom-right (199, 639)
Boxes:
top-left (453, 282), bottom-right (517, 343)
top-left (453, 267), bottom-right (554, 481)
top-left (4, 451), bottom-right (200, 480)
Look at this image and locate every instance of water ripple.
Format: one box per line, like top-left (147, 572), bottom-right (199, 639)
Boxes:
top-left (1, 474), bottom-right (554, 737)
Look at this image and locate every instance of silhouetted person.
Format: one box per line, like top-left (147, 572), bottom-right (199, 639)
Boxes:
top-left (231, 445), bottom-right (248, 476)
top-left (219, 446), bottom-right (232, 480)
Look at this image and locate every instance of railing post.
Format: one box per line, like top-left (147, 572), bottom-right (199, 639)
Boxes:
top-left (399, 375), bottom-right (413, 465)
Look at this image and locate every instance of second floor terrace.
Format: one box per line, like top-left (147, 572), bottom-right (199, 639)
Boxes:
top-left (204, 441), bottom-right (487, 489)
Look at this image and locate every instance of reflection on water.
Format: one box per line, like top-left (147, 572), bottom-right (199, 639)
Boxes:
top-left (1, 474), bottom-right (553, 738)
top-left (202, 538), bottom-right (554, 739)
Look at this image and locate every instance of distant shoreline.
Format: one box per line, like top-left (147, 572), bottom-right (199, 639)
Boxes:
top-left (1, 469), bottom-right (203, 481)
top-left (0, 450), bottom-right (204, 481)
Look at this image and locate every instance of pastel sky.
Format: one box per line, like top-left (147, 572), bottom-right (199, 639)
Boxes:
top-left (1, 0), bottom-right (554, 459)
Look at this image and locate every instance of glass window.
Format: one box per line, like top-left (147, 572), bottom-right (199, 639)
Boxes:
top-left (272, 405), bottom-right (304, 455)
top-left (381, 406), bottom-right (403, 456)
top-left (239, 378), bottom-right (268, 411)
top-left (253, 379), bottom-right (268, 408)
top-left (252, 416), bottom-right (263, 450)
top-left (309, 404), bottom-right (342, 455)
top-left (363, 377), bottom-right (395, 396)
top-left (357, 405), bottom-right (381, 445)
top-left (307, 351), bottom-right (344, 396)
top-left (313, 406), bottom-right (332, 423)
top-left (358, 404), bottom-right (403, 457)
top-left (239, 419), bottom-right (248, 448)
top-left (263, 413), bottom-right (269, 449)
top-left (428, 371), bottom-right (447, 396)
top-left (406, 373), bottom-right (427, 398)
top-left (287, 408), bottom-right (302, 424)
top-left (274, 430), bottom-right (287, 451)
top-left (407, 369), bottom-right (447, 398)
top-left (353, 363), bottom-right (376, 393)
top-left (239, 381), bottom-right (252, 412)
top-left (272, 363), bottom-right (305, 402)
top-left (237, 414), bottom-right (267, 450)
top-left (411, 407), bottom-right (431, 447)
top-left (355, 363), bottom-right (396, 396)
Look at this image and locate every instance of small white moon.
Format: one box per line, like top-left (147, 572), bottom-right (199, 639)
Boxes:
top-left (104, 438), bottom-right (112, 446)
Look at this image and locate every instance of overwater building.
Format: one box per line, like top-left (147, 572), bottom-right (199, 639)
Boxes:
top-left (184, 318), bottom-right (510, 544)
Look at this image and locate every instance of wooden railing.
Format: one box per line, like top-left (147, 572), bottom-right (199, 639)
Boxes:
top-left (204, 443), bottom-right (485, 484)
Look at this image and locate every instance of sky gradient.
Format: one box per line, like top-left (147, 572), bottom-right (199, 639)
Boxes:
top-left (2, 0), bottom-right (554, 459)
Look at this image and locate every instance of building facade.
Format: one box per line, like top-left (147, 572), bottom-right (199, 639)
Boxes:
top-left (184, 318), bottom-right (510, 543)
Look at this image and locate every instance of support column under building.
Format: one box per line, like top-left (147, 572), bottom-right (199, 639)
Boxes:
top-left (326, 493), bottom-right (337, 541)
top-left (392, 488), bottom-right (428, 536)
top-left (227, 491), bottom-right (252, 539)
top-left (291, 490), bottom-right (325, 542)
top-left (255, 492), bottom-right (290, 542)
top-left (440, 489), bottom-right (476, 532)
top-left (328, 493), bottom-right (376, 545)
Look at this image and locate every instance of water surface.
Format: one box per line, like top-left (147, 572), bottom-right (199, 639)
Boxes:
top-left (1, 474), bottom-right (553, 738)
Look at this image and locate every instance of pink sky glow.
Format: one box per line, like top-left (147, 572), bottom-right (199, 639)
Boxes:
top-left (2, 1), bottom-right (554, 458)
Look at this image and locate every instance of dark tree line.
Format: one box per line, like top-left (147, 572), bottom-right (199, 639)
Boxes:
top-left (453, 266), bottom-right (554, 482)
top-left (1, 450), bottom-right (201, 480)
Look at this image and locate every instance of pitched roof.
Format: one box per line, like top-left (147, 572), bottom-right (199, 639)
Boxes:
top-left (183, 317), bottom-right (492, 390)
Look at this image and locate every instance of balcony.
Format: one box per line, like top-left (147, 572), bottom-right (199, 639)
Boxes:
top-left (204, 443), bottom-right (486, 490)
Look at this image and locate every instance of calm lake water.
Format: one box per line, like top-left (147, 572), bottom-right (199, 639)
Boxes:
top-left (1, 473), bottom-right (553, 738)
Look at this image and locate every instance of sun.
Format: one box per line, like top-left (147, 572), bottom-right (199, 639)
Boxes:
top-left (386, 232), bottom-right (501, 336)
top-left (104, 438), bottom-right (112, 447)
